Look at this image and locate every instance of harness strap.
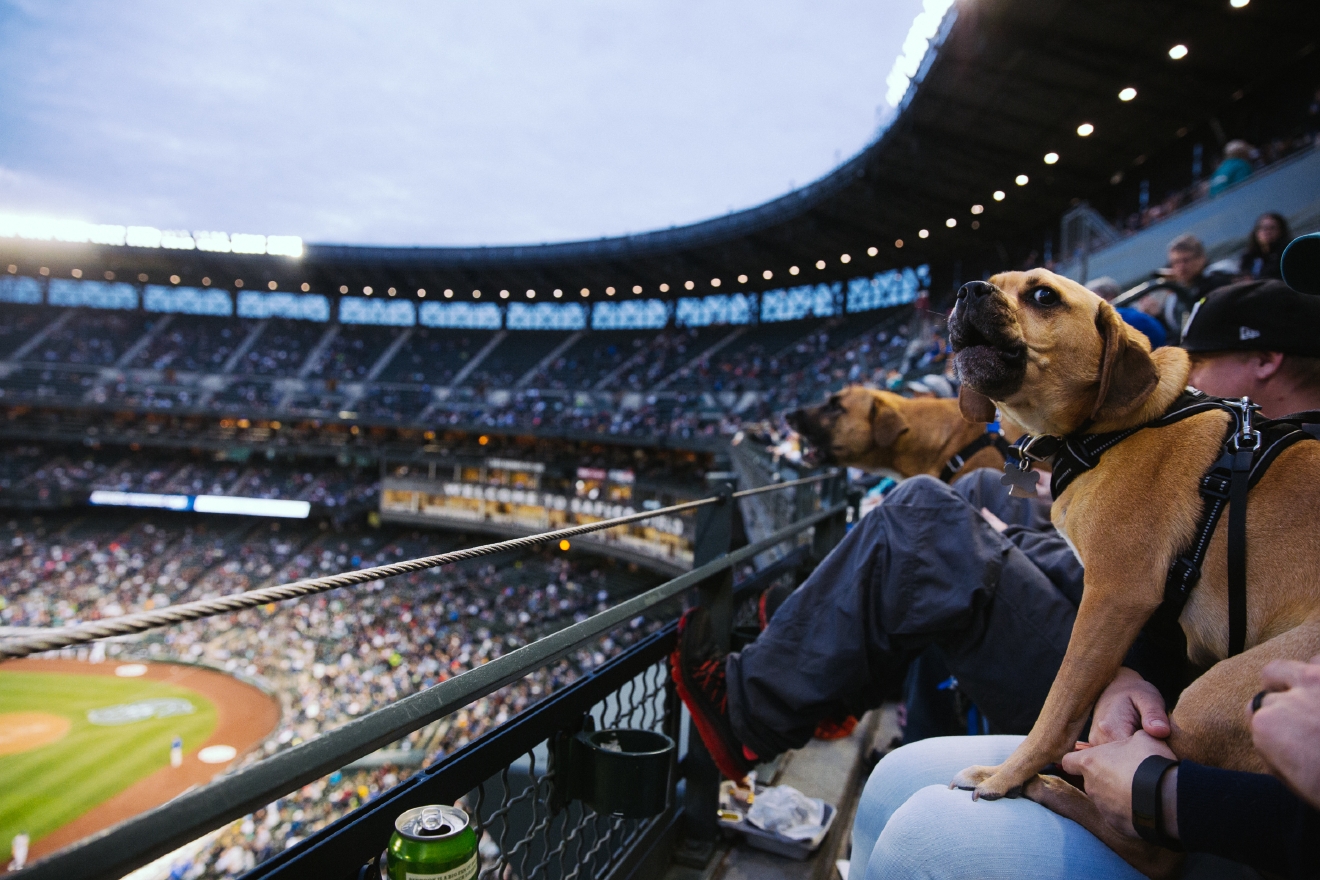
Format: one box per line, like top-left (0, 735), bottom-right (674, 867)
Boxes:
top-left (939, 431), bottom-right (1011, 483)
top-left (1227, 446), bottom-right (1253, 656)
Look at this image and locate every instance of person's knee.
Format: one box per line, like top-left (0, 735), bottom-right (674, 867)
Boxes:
top-left (887, 473), bottom-right (955, 504)
top-left (867, 786), bottom-right (959, 879)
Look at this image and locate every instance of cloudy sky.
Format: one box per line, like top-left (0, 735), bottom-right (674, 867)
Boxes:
top-left (0, 0), bottom-right (922, 246)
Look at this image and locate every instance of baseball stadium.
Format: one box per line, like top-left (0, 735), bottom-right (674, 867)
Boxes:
top-left (2, 1), bottom-right (1320, 879)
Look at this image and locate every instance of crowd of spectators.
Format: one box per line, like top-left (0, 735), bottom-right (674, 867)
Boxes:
top-left (0, 510), bottom-right (666, 876)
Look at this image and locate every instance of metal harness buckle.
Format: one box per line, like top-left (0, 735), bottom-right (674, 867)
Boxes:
top-left (1229, 396), bottom-right (1262, 453)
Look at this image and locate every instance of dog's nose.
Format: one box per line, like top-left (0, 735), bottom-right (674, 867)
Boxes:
top-left (957, 281), bottom-right (994, 301)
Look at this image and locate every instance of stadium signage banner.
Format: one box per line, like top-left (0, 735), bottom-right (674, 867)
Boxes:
top-left (89, 490), bottom-right (311, 519)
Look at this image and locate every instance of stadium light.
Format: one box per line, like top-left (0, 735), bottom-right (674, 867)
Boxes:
top-left (552, 289), bottom-right (562, 298)
top-left (478, 435), bottom-right (489, 446)
top-left (993, 190), bottom-right (1006, 201)
top-left (606, 286), bottom-right (615, 295)
top-left (710, 279), bottom-right (721, 287)
top-left (895, 239), bottom-right (904, 248)
top-left (762, 270), bottom-right (773, 280)
top-left (473, 290), bottom-right (482, 298)
top-left (971, 204), bottom-right (984, 214)
top-left (884, 0), bottom-right (958, 107)
top-left (1230, 0), bottom-right (1249, 7)
top-left (388, 287), bottom-right (397, 296)
top-left (737, 275), bottom-right (748, 284)
top-left (201, 276), bottom-right (209, 285)
top-left (632, 285), bottom-right (642, 294)
top-left (789, 266), bottom-right (800, 275)
top-left (659, 283), bottom-right (670, 292)
top-left (841, 253), bottom-right (851, 263)
top-left (946, 218), bottom-right (957, 228)
top-left (232, 278), bottom-right (242, 287)
top-left (268, 281), bottom-right (278, 290)
top-left (867, 246), bottom-right (878, 257)
top-left (1077, 122), bottom-right (1095, 137)
top-left (918, 229), bottom-right (929, 239)
top-left (559, 539), bottom-right (571, 552)
top-left (445, 289), bottom-right (454, 298)
top-left (301, 282), bottom-right (311, 292)
top-left (418, 289), bottom-right (426, 297)
top-left (1119, 87), bottom-right (1137, 101)
top-left (1168, 44), bottom-right (1188, 60)
top-left (170, 274), bottom-right (180, 284)
top-left (339, 285), bottom-right (348, 293)
top-left (71, 268), bottom-right (82, 278)
top-left (815, 260), bottom-right (826, 270)
top-left (1043, 152), bottom-right (1059, 165)
top-left (579, 288), bottom-right (589, 297)
top-left (499, 289), bottom-right (510, 299)
top-left (526, 289), bottom-right (535, 298)
top-left (364, 286), bottom-right (373, 295)
top-left (1015, 174), bottom-right (1029, 185)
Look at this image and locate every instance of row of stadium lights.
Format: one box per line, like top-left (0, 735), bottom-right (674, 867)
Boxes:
top-left (7, 18), bottom-right (1234, 299)
top-left (902, 10), bottom-right (1224, 242)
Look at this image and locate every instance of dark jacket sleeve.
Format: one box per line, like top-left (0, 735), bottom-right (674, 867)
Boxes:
top-left (1178, 761), bottom-right (1320, 878)
top-left (1001, 525), bottom-right (1084, 606)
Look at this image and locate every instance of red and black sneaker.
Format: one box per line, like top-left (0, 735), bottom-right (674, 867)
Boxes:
top-left (670, 606), bottom-right (756, 782)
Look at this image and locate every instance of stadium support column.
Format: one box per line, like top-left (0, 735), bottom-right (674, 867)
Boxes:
top-left (675, 471), bottom-right (736, 866)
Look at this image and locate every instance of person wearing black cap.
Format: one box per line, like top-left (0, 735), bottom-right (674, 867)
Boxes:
top-left (1182, 278), bottom-right (1320, 418)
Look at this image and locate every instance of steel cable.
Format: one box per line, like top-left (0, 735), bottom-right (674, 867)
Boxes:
top-left (0, 470), bottom-right (837, 660)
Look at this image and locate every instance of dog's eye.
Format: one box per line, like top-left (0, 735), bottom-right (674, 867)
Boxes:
top-left (1031, 287), bottom-right (1060, 306)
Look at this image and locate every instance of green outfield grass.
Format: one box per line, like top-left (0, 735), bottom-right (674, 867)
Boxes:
top-left (0, 670), bottom-right (217, 847)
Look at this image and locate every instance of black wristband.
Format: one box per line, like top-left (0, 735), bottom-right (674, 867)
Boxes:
top-left (1132, 755), bottom-right (1181, 850)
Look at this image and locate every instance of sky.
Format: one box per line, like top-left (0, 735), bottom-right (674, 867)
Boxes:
top-left (0, 0), bottom-right (924, 247)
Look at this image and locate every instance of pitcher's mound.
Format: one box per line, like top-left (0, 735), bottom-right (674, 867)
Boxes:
top-left (0, 712), bottom-right (71, 755)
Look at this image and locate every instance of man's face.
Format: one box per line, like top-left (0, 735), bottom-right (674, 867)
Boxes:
top-left (1168, 249), bottom-right (1206, 286)
top-left (1188, 351), bottom-right (1259, 400)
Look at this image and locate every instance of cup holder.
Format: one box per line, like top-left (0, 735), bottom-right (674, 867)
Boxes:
top-left (558, 725), bottom-right (675, 818)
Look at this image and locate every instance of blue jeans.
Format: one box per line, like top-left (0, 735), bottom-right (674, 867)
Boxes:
top-left (850, 736), bottom-right (1144, 880)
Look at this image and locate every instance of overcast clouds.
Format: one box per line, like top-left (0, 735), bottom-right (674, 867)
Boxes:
top-left (0, 0), bottom-right (921, 246)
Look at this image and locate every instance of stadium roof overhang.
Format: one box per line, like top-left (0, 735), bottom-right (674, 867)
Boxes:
top-left (5, 0), bottom-right (1316, 304)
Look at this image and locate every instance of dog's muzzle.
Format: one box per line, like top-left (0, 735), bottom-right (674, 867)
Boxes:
top-left (949, 282), bottom-right (1027, 399)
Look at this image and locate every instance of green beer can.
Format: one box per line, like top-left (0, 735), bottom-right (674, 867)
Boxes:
top-left (381, 805), bottom-right (479, 880)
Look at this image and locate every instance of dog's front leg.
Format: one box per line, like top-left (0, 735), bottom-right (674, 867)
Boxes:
top-left (952, 584), bottom-right (1159, 800)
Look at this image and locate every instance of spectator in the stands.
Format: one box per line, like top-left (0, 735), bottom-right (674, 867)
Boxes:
top-left (1086, 277), bottom-right (1168, 348)
top-left (1208, 139), bottom-right (1256, 197)
top-left (1239, 212), bottom-right (1291, 280)
top-left (1137, 234), bottom-right (1238, 339)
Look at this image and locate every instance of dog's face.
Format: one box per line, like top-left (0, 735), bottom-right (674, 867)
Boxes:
top-left (948, 269), bottom-right (1158, 436)
top-left (784, 386), bottom-right (908, 467)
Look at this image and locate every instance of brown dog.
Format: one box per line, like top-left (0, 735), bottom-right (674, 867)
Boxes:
top-left (785, 386), bottom-right (1012, 480)
top-left (946, 269), bottom-right (1320, 873)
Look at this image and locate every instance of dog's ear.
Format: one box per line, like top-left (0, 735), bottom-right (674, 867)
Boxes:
top-left (958, 385), bottom-right (997, 424)
top-left (870, 398), bottom-right (909, 448)
top-left (1091, 301), bottom-right (1159, 422)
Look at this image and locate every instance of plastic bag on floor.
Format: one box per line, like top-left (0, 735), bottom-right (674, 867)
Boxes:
top-left (745, 784), bottom-right (827, 841)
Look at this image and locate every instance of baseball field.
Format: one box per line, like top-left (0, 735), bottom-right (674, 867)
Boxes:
top-left (0, 659), bottom-right (280, 867)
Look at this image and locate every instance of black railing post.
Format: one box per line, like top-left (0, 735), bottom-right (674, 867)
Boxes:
top-left (674, 470), bottom-right (736, 865)
top-left (811, 469), bottom-right (848, 562)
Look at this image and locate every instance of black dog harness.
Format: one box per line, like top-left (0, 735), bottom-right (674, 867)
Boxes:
top-left (1003, 389), bottom-right (1320, 656)
top-left (938, 427), bottom-right (1013, 483)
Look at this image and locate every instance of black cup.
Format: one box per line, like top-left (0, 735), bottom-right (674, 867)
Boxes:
top-left (571, 727), bottom-right (674, 818)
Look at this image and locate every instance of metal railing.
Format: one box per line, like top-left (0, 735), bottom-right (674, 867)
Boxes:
top-left (15, 469), bottom-right (850, 880)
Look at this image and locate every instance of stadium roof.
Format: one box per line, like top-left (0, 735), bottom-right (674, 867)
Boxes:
top-left (5, 0), bottom-right (1317, 303)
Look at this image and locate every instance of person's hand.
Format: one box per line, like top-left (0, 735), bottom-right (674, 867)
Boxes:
top-left (1061, 731), bottom-right (1177, 837)
top-left (1089, 667), bottom-right (1170, 745)
top-left (1250, 654), bottom-right (1320, 810)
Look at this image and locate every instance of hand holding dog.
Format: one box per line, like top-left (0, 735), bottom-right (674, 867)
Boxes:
top-left (1251, 654), bottom-right (1320, 810)
top-left (1060, 731), bottom-right (1177, 838)
top-left (1089, 667), bottom-right (1170, 745)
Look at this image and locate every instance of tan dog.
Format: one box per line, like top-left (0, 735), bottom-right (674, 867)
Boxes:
top-left (784, 386), bottom-right (1013, 480)
top-left (946, 269), bottom-right (1320, 874)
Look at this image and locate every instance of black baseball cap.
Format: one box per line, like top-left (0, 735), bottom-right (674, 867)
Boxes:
top-left (1281, 232), bottom-right (1320, 295)
top-left (1181, 279), bottom-right (1320, 358)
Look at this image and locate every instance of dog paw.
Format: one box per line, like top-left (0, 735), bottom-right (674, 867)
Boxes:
top-left (949, 764), bottom-right (1024, 800)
